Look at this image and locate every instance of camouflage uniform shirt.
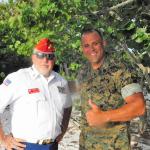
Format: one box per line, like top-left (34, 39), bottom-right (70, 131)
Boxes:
top-left (78, 52), bottom-right (143, 150)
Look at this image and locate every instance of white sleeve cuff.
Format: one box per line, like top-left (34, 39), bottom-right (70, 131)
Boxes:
top-left (121, 83), bottom-right (142, 99)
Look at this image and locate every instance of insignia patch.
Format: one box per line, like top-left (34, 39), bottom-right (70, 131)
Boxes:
top-left (28, 88), bottom-right (40, 94)
top-left (3, 79), bottom-right (12, 86)
top-left (57, 86), bottom-right (66, 94)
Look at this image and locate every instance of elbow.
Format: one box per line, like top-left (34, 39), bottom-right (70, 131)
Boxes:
top-left (133, 93), bottom-right (146, 117)
top-left (137, 101), bottom-right (146, 116)
top-left (140, 104), bottom-right (146, 116)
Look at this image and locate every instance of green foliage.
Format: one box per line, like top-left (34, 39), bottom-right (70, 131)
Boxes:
top-left (0, 0), bottom-right (149, 80)
top-left (0, 72), bottom-right (6, 83)
top-left (132, 27), bottom-right (150, 44)
top-left (127, 22), bottom-right (136, 31)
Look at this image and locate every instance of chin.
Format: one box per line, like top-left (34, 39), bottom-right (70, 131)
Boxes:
top-left (89, 59), bottom-right (99, 64)
top-left (39, 70), bottom-right (49, 76)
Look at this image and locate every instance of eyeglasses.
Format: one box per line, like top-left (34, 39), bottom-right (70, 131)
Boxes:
top-left (33, 52), bottom-right (55, 60)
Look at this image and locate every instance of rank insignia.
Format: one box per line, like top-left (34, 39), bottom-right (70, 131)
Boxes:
top-left (3, 79), bottom-right (12, 86)
top-left (57, 86), bottom-right (66, 94)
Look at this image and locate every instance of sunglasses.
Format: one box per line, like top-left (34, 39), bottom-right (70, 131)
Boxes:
top-left (33, 52), bottom-right (55, 60)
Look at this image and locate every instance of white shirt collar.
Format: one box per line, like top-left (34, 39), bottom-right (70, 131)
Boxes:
top-left (31, 65), bottom-right (40, 79)
top-left (30, 65), bottom-right (56, 82)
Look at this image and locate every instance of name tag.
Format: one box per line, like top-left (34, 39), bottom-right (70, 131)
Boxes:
top-left (28, 88), bottom-right (40, 94)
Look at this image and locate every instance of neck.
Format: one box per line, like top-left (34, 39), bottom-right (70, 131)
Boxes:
top-left (43, 72), bottom-right (51, 78)
top-left (92, 57), bottom-right (104, 70)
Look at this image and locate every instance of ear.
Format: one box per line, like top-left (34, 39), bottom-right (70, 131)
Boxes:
top-left (31, 54), bottom-right (35, 59)
top-left (80, 45), bottom-right (83, 51)
top-left (53, 57), bottom-right (56, 62)
top-left (102, 40), bottom-right (107, 47)
top-left (31, 54), bottom-right (35, 63)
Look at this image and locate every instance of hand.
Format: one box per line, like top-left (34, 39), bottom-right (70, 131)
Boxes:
top-left (55, 132), bottom-right (65, 143)
top-left (2, 134), bottom-right (26, 150)
top-left (86, 99), bottom-right (109, 127)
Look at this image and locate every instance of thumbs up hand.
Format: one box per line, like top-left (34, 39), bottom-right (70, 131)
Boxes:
top-left (86, 99), bottom-right (109, 127)
top-left (88, 99), bottom-right (102, 112)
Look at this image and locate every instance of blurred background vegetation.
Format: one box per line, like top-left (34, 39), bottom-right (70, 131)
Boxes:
top-left (0, 0), bottom-right (149, 90)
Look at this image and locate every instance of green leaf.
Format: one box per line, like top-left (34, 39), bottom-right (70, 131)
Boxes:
top-left (135, 38), bottom-right (143, 43)
top-left (127, 22), bottom-right (136, 30)
top-left (107, 26), bottom-right (114, 34)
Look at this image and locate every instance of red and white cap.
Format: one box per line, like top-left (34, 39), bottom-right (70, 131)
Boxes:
top-left (34, 38), bottom-right (55, 54)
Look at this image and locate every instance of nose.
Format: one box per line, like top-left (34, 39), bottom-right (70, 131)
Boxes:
top-left (90, 44), bottom-right (95, 51)
top-left (43, 57), bottom-right (49, 62)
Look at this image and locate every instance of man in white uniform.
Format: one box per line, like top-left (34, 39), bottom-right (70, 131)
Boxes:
top-left (0, 38), bottom-right (72, 150)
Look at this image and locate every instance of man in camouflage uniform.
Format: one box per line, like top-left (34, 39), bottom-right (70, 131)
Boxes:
top-left (78, 27), bottom-right (146, 150)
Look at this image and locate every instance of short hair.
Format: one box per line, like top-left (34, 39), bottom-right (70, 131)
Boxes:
top-left (81, 27), bottom-right (103, 40)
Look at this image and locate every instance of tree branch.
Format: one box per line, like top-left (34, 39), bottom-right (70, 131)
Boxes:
top-left (87, 0), bottom-right (136, 16)
top-left (110, 0), bottom-right (136, 11)
top-left (120, 41), bottom-right (150, 89)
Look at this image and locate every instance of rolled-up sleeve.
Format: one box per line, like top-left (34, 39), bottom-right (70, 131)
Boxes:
top-left (121, 83), bottom-right (142, 99)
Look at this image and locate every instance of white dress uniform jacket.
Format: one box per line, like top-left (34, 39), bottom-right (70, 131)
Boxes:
top-left (0, 66), bottom-right (72, 143)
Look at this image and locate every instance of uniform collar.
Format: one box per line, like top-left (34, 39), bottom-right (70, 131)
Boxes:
top-left (30, 65), bottom-right (40, 79)
top-left (30, 65), bottom-right (56, 82)
top-left (47, 71), bottom-right (56, 83)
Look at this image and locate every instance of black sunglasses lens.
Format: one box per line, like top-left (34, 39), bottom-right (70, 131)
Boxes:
top-left (35, 52), bottom-right (55, 60)
top-left (36, 53), bottom-right (45, 59)
top-left (47, 54), bottom-right (55, 60)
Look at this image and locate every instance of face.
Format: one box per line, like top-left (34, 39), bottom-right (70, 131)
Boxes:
top-left (81, 31), bottom-right (104, 69)
top-left (32, 52), bottom-right (55, 77)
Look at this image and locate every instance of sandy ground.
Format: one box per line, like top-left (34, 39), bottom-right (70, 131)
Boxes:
top-left (58, 108), bottom-right (80, 150)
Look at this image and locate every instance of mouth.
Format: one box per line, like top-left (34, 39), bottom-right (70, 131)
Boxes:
top-left (41, 64), bottom-right (49, 68)
top-left (90, 52), bottom-right (97, 56)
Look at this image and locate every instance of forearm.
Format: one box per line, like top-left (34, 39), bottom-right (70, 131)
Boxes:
top-left (0, 122), bottom-right (5, 144)
top-left (61, 107), bottom-right (72, 133)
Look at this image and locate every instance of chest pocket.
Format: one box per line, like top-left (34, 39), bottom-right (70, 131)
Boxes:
top-left (57, 86), bottom-right (68, 99)
top-left (50, 85), bottom-right (68, 110)
top-left (11, 90), bottom-right (49, 132)
top-left (13, 91), bottom-right (46, 111)
top-left (25, 92), bottom-right (46, 103)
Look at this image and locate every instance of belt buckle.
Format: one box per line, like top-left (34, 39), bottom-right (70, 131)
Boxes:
top-left (37, 139), bottom-right (54, 145)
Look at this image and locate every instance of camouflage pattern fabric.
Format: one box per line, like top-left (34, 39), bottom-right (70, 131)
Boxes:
top-left (78, 52), bottom-right (142, 150)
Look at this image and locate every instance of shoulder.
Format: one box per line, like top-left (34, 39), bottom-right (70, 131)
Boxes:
top-left (52, 71), bottom-right (67, 84)
top-left (3, 67), bottom-right (31, 84)
top-left (106, 51), bottom-right (142, 85)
